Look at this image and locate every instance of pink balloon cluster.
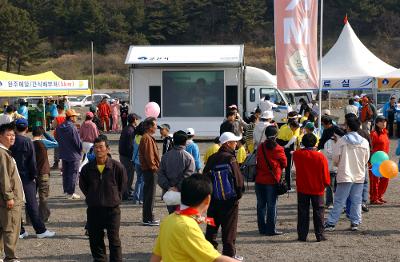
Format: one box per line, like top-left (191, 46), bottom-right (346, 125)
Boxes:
top-left (144, 102), bottom-right (160, 118)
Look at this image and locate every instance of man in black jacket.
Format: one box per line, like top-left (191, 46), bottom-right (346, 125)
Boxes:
top-left (80, 135), bottom-right (128, 262)
top-left (158, 124), bottom-right (173, 155)
top-left (203, 132), bottom-right (244, 261)
top-left (317, 116), bottom-right (346, 151)
top-left (118, 113), bottom-right (140, 200)
top-left (11, 118), bottom-right (55, 239)
top-left (220, 111), bottom-right (236, 135)
top-left (158, 131), bottom-right (195, 213)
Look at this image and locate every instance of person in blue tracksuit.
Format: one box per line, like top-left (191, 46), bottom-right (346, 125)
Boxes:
top-left (185, 128), bottom-right (202, 172)
top-left (382, 95), bottom-right (396, 138)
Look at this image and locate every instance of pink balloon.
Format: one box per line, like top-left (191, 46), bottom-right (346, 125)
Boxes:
top-left (144, 102), bottom-right (160, 118)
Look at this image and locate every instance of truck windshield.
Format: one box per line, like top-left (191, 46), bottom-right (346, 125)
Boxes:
top-left (260, 88), bottom-right (286, 105)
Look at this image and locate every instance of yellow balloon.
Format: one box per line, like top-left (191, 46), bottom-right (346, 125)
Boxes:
top-left (379, 160), bottom-right (399, 179)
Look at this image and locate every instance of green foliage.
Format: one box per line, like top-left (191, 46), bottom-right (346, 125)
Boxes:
top-left (0, 2), bottom-right (38, 72)
top-left (2, 0), bottom-right (400, 76)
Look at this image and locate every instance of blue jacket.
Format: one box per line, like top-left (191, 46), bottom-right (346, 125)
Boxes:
top-left (40, 132), bottom-right (58, 149)
top-left (56, 120), bottom-right (82, 161)
top-left (186, 140), bottom-right (202, 171)
top-left (132, 135), bottom-right (141, 166)
top-left (382, 101), bottom-right (397, 119)
top-left (395, 107), bottom-right (400, 122)
top-left (18, 105), bottom-right (28, 119)
top-left (10, 134), bottom-right (37, 183)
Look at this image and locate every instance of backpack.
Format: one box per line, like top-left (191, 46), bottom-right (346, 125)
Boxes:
top-left (86, 146), bottom-right (96, 161)
top-left (240, 151), bottom-right (257, 183)
top-left (209, 164), bottom-right (237, 201)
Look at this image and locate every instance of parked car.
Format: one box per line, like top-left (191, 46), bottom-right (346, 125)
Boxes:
top-left (366, 91), bottom-right (400, 110)
top-left (23, 97), bottom-right (43, 108)
top-left (283, 90), bottom-right (314, 112)
top-left (108, 91), bottom-right (129, 103)
top-left (69, 94), bottom-right (110, 107)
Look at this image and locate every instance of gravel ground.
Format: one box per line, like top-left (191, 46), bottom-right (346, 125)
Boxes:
top-left (16, 139), bottom-right (400, 262)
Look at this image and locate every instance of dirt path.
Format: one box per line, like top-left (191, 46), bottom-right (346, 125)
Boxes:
top-left (16, 140), bottom-right (400, 261)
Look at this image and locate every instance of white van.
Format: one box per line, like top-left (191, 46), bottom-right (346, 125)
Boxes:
top-left (244, 66), bottom-right (292, 124)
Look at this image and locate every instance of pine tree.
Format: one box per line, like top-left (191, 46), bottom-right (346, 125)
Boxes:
top-left (0, 3), bottom-right (38, 72)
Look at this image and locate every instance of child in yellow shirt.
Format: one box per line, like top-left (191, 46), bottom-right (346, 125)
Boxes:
top-left (203, 137), bottom-right (220, 165)
top-left (236, 138), bottom-right (247, 166)
top-left (150, 174), bottom-right (237, 262)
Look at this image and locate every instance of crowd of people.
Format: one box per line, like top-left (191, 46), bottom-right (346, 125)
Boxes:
top-left (0, 92), bottom-right (398, 262)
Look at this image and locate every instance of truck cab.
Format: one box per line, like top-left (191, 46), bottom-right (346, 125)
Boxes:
top-left (244, 66), bottom-right (292, 124)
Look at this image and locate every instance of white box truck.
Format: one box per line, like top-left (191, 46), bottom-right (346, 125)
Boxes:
top-left (125, 45), bottom-right (292, 136)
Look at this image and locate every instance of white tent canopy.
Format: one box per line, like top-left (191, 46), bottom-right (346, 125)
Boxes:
top-left (378, 69), bottom-right (400, 78)
top-left (321, 21), bottom-right (396, 90)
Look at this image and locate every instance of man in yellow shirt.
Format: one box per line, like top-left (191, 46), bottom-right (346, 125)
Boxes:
top-left (300, 107), bottom-right (311, 124)
top-left (277, 111), bottom-right (301, 191)
top-left (150, 174), bottom-right (237, 262)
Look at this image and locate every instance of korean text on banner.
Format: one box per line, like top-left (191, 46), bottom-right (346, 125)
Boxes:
top-left (274, 0), bottom-right (319, 90)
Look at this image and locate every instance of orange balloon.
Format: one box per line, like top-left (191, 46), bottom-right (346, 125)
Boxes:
top-left (379, 160), bottom-right (399, 179)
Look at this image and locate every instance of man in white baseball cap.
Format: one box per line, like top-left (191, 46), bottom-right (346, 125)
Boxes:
top-left (253, 111), bottom-right (274, 148)
top-left (185, 128), bottom-right (201, 172)
top-left (219, 132), bottom-right (242, 145)
top-left (203, 131), bottom-right (244, 261)
top-left (353, 95), bottom-right (361, 109)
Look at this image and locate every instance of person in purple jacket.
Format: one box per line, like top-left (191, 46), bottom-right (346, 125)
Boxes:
top-left (56, 109), bottom-right (83, 200)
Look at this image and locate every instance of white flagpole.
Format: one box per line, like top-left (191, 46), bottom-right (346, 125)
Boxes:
top-left (318, 0), bottom-right (324, 135)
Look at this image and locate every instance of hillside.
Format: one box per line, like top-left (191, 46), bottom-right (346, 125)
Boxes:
top-left (19, 38), bottom-right (400, 90)
top-left (1, 0), bottom-right (400, 88)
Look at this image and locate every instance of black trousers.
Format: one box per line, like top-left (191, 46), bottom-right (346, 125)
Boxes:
top-left (87, 206), bottom-right (122, 262)
top-left (297, 193), bottom-right (325, 241)
top-left (21, 180), bottom-right (46, 234)
top-left (284, 145), bottom-right (294, 190)
top-left (388, 117), bottom-right (394, 138)
top-left (119, 155), bottom-right (135, 199)
top-left (205, 199), bottom-right (239, 257)
top-left (397, 121), bottom-right (400, 138)
top-left (142, 171), bottom-right (157, 222)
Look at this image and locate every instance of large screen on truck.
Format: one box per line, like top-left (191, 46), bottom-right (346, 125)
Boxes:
top-left (162, 71), bottom-right (224, 117)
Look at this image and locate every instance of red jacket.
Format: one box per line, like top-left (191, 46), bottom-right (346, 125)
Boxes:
top-left (370, 129), bottom-right (389, 154)
top-left (97, 102), bottom-right (111, 117)
top-left (256, 143), bottom-right (287, 185)
top-left (293, 149), bottom-right (330, 196)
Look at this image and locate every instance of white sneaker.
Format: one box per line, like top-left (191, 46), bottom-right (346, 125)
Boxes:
top-left (37, 230), bottom-right (56, 239)
top-left (66, 193), bottom-right (81, 200)
top-left (233, 255), bottom-right (244, 261)
top-left (19, 231), bottom-right (29, 239)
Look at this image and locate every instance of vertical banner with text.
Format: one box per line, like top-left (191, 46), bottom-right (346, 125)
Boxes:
top-left (274, 0), bottom-right (319, 89)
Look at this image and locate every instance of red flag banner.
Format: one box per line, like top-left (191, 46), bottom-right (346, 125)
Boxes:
top-left (274, 0), bottom-right (319, 89)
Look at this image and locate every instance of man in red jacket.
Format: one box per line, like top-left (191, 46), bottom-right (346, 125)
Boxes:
top-left (293, 133), bottom-right (330, 242)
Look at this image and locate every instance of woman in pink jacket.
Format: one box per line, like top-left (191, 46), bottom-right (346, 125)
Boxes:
top-left (111, 99), bottom-right (120, 131)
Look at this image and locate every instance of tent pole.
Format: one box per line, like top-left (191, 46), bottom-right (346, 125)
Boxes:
top-left (318, 0), bottom-right (324, 135)
top-left (42, 97), bottom-right (46, 130)
top-left (373, 78), bottom-right (378, 109)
